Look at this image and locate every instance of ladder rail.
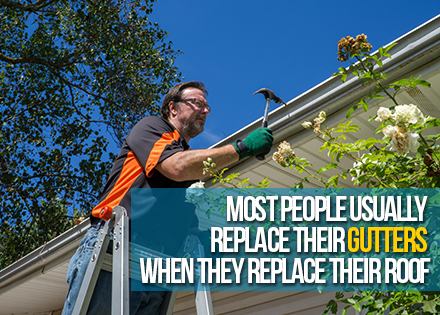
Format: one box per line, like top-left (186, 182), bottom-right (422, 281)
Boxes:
top-left (112, 211), bottom-right (130, 315)
top-left (71, 221), bottom-right (112, 315)
top-left (194, 242), bottom-right (214, 315)
top-left (71, 206), bottom-right (215, 315)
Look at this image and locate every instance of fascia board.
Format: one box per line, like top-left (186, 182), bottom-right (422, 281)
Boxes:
top-left (0, 219), bottom-right (90, 292)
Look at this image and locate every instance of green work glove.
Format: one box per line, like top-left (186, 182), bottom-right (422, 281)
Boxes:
top-left (233, 128), bottom-right (273, 159)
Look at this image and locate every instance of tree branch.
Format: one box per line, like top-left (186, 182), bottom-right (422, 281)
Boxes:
top-left (0, 42), bottom-right (88, 69)
top-left (46, 67), bottom-right (116, 105)
top-left (0, 0), bottom-right (58, 12)
top-left (0, 173), bottom-right (98, 199)
top-left (0, 52), bottom-right (65, 69)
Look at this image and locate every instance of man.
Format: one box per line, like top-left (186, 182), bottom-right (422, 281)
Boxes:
top-left (62, 81), bottom-right (273, 314)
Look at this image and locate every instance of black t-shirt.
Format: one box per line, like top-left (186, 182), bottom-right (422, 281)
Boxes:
top-left (91, 116), bottom-right (197, 254)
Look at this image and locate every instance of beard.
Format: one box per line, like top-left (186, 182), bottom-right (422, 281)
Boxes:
top-left (182, 119), bottom-right (205, 138)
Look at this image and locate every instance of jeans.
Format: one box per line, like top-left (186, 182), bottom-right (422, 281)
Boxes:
top-left (62, 225), bottom-right (165, 315)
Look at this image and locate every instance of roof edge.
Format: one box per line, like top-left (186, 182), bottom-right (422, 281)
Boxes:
top-left (0, 219), bottom-right (90, 290)
top-left (210, 14), bottom-right (440, 150)
top-left (207, 14), bottom-right (440, 177)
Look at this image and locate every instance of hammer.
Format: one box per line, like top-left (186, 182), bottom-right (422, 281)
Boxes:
top-left (253, 88), bottom-right (285, 160)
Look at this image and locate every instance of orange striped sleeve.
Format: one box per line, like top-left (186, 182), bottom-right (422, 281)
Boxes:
top-left (145, 130), bottom-right (180, 178)
top-left (91, 151), bottom-right (143, 218)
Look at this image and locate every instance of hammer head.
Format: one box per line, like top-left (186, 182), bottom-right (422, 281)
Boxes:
top-left (253, 88), bottom-right (285, 105)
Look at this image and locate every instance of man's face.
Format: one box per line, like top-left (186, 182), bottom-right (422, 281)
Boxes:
top-left (174, 87), bottom-right (210, 139)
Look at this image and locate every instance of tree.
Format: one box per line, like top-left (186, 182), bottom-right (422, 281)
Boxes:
top-left (0, 0), bottom-right (182, 268)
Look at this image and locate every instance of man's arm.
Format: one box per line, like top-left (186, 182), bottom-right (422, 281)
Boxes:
top-left (155, 144), bottom-right (239, 181)
top-left (155, 128), bottom-right (274, 182)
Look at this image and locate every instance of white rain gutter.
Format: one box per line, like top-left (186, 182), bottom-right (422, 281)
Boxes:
top-left (0, 219), bottom-right (90, 293)
top-left (209, 14), bottom-right (440, 177)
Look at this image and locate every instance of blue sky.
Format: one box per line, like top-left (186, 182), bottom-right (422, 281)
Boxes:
top-left (148, 1), bottom-right (440, 150)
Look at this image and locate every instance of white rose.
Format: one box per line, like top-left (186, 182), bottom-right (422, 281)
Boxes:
top-left (278, 141), bottom-right (295, 159)
top-left (392, 104), bottom-right (424, 125)
top-left (382, 125), bottom-right (401, 139)
top-left (302, 121), bottom-right (313, 130)
top-left (406, 132), bottom-right (420, 153)
top-left (375, 107), bottom-right (392, 122)
top-left (189, 181), bottom-right (205, 189)
top-left (185, 181), bottom-right (205, 205)
top-left (314, 116), bottom-right (325, 125)
top-left (382, 125), bottom-right (420, 154)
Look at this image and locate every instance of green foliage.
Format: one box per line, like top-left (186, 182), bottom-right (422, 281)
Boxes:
top-left (288, 42), bottom-right (440, 190)
top-left (315, 39), bottom-right (440, 314)
top-left (288, 39), bottom-right (440, 312)
top-left (325, 291), bottom-right (440, 315)
top-left (207, 35), bottom-right (440, 313)
top-left (203, 158), bottom-right (271, 188)
top-left (0, 0), bottom-right (182, 268)
top-left (194, 31), bottom-right (440, 313)
top-left (333, 42), bottom-right (432, 120)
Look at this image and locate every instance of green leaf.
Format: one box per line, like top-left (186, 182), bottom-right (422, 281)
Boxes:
top-left (358, 99), bottom-right (369, 112)
top-left (346, 105), bottom-right (360, 119)
top-left (318, 163), bottom-right (338, 174)
top-left (374, 299), bottom-right (383, 308)
top-left (390, 307), bottom-right (405, 315)
top-left (423, 300), bottom-right (437, 313)
top-left (341, 305), bottom-right (351, 315)
top-left (346, 125), bottom-right (360, 132)
top-left (352, 303), bottom-right (361, 312)
top-left (414, 79), bottom-right (431, 88)
top-left (384, 42), bottom-right (398, 54)
top-left (378, 47), bottom-right (384, 56)
top-left (336, 152), bottom-right (344, 162)
top-left (426, 119), bottom-right (440, 128)
top-left (328, 175), bottom-right (339, 187)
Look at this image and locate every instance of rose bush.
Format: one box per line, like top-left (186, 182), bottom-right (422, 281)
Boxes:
top-left (204, 34), bottom-right (440, 314)
top-left (271, 34), bottom-right (440, 314)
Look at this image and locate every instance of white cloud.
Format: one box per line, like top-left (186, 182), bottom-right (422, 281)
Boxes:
top-left (190, 129), bottom-right (223, 149)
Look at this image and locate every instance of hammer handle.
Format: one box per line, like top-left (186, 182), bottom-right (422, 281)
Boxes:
top-left (256, 149), bottom-right (269, 160)
top-left (256, 120), bottom-right (269, 160)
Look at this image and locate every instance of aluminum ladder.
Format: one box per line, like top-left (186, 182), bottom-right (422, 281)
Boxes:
top-left (71, 205), bottom-right (214, 315)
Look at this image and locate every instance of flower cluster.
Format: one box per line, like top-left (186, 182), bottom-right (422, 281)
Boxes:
top-left (185, 181), bottom-right (205, 205)
top-left (375, 104), bottom-right (426, 154)
top-left (393, 104), bottom-right (425, 125)
top-left (375, 107), bottom-right (392, 122)
top-left (337, 34), bottom-right (373, 62)
top-left (382, 125), bottom-right (419, 155)
top-left (202, 157), bottom-right (216, 175)
top-left (375, 104), bottom-right (425, 125)
top-left (302, 111), bottom-right (326, 134)
top-left (273, 141), bottom-right (295, 166)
